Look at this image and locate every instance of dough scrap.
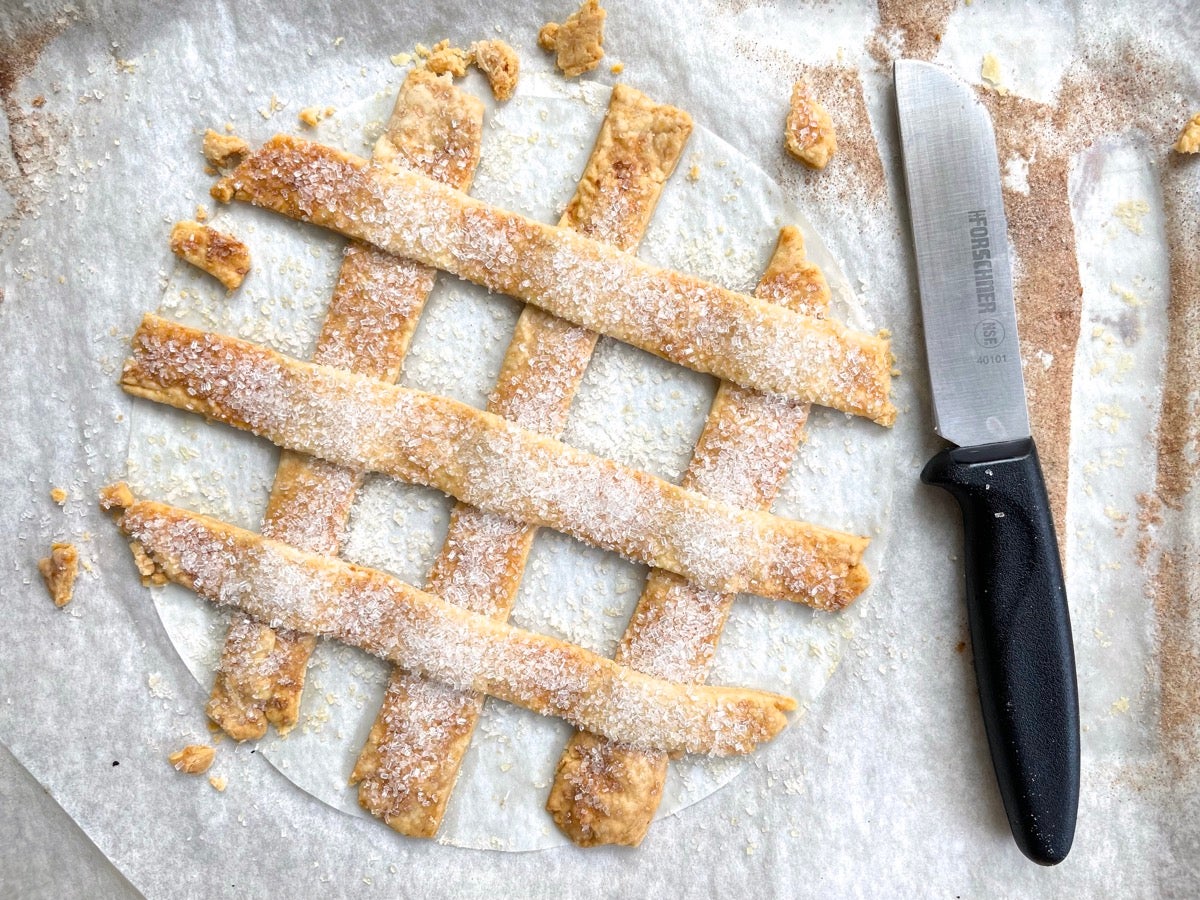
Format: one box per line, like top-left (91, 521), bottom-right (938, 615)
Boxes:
top-left (785, 80), bottom-right (837, 170)
top-left (1175, 112), bottom-right (1200, 154)
top-left (539, 0), bottom-right (606, 78)
top-left (169, 221), bottom-right (251, 291)
top-left (470, 40), bottom-right (520, 101)
top-left (424, 39), bottom-right (469, 78)
top-left (169, 745), bottom-right (215, 774)
top-left (38, 542), bottom-right (79, 607)
top-left (202, 129), bottom-right (249, 168)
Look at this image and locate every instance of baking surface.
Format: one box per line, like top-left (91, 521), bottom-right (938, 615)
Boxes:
top-left (1, 0), bottom-right (1197, 896)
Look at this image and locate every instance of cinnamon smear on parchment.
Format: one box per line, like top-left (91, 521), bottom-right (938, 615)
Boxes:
top-left (0, 14), bottom-right (72, 247)
top-left (873, 0), bottom-right (956, 64)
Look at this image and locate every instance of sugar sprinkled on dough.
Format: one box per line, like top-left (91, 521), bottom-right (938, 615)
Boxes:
top-left (114, 496), bottom-right (794, 756)
top-left (120, 316), bottom-right (868, 607)
top-left (212, 137), bottom-right (896, 424)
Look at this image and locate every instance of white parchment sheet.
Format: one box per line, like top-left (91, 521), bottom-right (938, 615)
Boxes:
top-left (1, 0), bottom-right (1196, 896)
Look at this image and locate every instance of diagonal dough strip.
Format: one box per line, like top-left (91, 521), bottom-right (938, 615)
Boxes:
top-left (207, 70), bottom-right (485, 741)
top-left (212, 134), bottom-right (897, 425)
top-left (104, 488), bottom-right (796, 756)
top-left (351, 85), bottom-right (694, 838)
top-left (121, 314), bottom-right (870, 606)
top-left (546, 225), bottom-right (843, 847)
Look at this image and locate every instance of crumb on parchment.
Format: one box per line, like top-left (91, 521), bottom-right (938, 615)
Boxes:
top-left (785, 80), bottom-right (837, 170)
top-left (50, 487), bottom-right (67, 505)
top-left (981, 53), bottom-right (1008, 95)
top-left (169, 745), bottom-right (215, 775)
top-left (470, 40), bottom-right (520, 101)
top-left (298, 105), bottom-right (335, 127)
top-left (202, 129), bottom-right (249, 168)
top-left (38, 542), bottom-right (79, 607)
top-left (425, 39), bottom-right (470, 77)
top-left (169, 221), bottom-right (251, 291)
top-left (1175, 112), bottom-right (1200, 153)
top-left (99, 482), bottom-right (134, 511)
top-left (1113, 199), bottom-right (1150, 235)
top-left (539, 0), bottom-right (606, 78)
top-left (209, 774), bottom-right (227, 792)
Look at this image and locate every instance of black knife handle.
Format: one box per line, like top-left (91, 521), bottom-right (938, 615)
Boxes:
top-left (922, 437), bottom-right (1079, 865)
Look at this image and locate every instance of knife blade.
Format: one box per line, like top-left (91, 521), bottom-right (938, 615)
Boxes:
top-left (894, 59), bottom-right (1080, 866)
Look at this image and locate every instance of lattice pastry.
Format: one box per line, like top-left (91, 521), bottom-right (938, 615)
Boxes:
top-left (111, 70), bottom-right (894, 845)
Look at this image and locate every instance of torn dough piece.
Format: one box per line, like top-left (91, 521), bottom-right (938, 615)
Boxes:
top-left (539, 0), bottom-right (606, 78)
top-left (169, 221), bottom-right (251, 291)
top-left (981, 53), bottom-right (1008, 95)
top-left (38, 542), bottom-right (79, 608)
top-left (1175, 112), bottom-right (1200, 154)
top-left (202, 129), bottom-right (250, 169)
top-left (169, 745), bottom-right (215, 774)
top-left (424, 39), bottom-right (469, 78)
top-left (298, 105), bottom-right (334, 127)
top-left (785, 81), bottom-right (836, 170)
top-left (470, 40), bottom-right (520, 101)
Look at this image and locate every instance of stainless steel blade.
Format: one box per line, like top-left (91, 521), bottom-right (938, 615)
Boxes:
top-left (895, 59), bottom-right (1030, 448)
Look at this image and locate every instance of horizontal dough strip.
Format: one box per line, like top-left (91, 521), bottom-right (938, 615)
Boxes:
top-left (212, 135), bottom-right (896, 425)
top-left (104, 489), bottom-right (795, 756)
top-left (121, 314), bottom-right (870, 608)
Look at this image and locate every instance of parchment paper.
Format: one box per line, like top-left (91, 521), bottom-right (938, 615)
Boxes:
top-left (2, 0), bottom-right (1196, 896)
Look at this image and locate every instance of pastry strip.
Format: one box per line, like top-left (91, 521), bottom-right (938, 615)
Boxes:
top-left (546, 225), bottom-right (839, 847)
top-left (213, 135), bottom-right (896, 424)
top-left (207, 70), bottom-right (485, 740)
top-left (107, 490), bottom-right (797, 756)
top-left (352, 85), bottom-right (692, 837)
top-left (122, 314), bottom-right (870, 606)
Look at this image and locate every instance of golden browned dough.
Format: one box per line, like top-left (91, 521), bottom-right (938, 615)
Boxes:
top-left (1175, 113), bottom-right (1200, 154)
top-left (205, 69), bottom-right (484, 742)
top-left (202, 129), bottom-right (249, 168)
top-left (539, 0), bottom-right (606, 78)
top-left (785, 80), bottom-right (837, 170)
top-left (297, 106), bottom-right (334, 127)
top-left (109, 492), bottom-right (797, 756)
top-left (470, 40), bottom-right (520, 101)
top-left (169, 221), bottom-right (251, 291)
top-left (169, 745), bottom-right (215, 774)
top-left (547, 225), bottom-right (846, 847)
top-left (120, 315), bottom-right (871, 607)
top-left (38, 542), bottom-right (78, 607)
top-left (424, 39), bottom-right (469, 78)
top-left (352, 83), bottom-right (692, 838)
top-left (213, 136), bottom-right (896, 423)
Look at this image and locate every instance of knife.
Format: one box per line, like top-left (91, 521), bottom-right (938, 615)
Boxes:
top-left (893, 59), bottom-right (1080, 865)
